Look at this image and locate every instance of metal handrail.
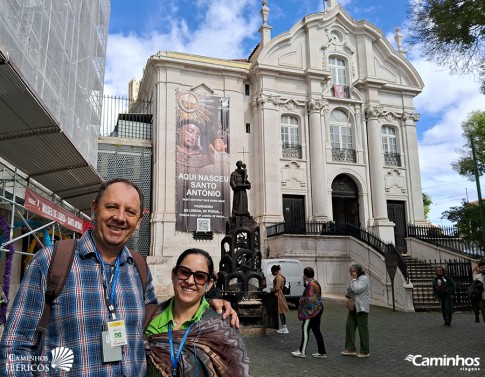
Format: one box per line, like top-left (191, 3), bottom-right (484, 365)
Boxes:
top-left (266, 221), bottom-right (408, 280)
top-left (408, 225), bottom-right (485, 259)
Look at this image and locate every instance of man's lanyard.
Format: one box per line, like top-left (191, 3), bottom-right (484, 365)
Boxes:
top-left (96, 250), bottom-right (121, 320)
top-left (168, 323), bottom-right (192, 377)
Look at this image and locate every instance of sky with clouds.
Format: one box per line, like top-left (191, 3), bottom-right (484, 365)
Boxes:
top-left (105, 0), bottom-right (485, 226)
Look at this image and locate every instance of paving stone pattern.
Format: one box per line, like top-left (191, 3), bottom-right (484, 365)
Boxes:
top-left (243, 298), bottom-right (484, 377)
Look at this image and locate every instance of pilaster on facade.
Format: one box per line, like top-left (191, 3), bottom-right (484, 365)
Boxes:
top-left (255, 95), bottom-right (284, 221)
top-left (365, 105), bottom-right (389, 221)
top-left (307, 97), bottom-right (329, 219)
top-left (401, 112), bottom-right (427, 224)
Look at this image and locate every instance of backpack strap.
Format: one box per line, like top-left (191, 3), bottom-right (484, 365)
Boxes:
top-left (36, 243), bottom-right (157, 336)
top-left (130, 250), bottom-right (158, 331)
top-left (130, 250), bottom-right (148, 293)
top-left (37, 239), bottom-right (77, 334)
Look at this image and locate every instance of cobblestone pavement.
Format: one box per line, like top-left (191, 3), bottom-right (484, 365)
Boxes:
top-left (243, 298), bottom-right (484, 377)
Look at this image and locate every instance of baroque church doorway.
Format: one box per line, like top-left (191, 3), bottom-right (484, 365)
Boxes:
top-left (282, 195), bottom-right (306, 234)
top-left (331, 174), bottom-right (360, 227)
top-left (387, 201), bottom-right (407, 253)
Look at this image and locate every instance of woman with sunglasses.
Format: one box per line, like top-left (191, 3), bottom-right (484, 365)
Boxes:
top-left (144, 248), bottom-right (250, 376)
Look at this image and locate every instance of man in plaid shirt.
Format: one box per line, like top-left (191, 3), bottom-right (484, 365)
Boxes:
top-left (0, 178), bottom-right (237, 376)
top-left (1, 178), bottom-right (157, 376)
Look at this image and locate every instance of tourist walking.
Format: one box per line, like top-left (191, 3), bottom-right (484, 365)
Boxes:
top-left (432, 265), bottom-right (456, 327)
top-left (341, 262), bottom-right (371, 358)
top-left (270, 265), bottom-right (290, 334)
top-left (472, 260), bottom-right (485, 323)
top-left (291, 267), bottom-right (326, 358)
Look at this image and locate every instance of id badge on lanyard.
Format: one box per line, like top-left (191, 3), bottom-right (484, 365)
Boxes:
top-left (98, 253), bottom-right (128, 349)
top-left (107, 319), bottom-right (127, 347)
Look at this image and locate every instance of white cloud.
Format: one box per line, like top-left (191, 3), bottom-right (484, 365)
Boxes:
top-left (104, 1), bottom-right (259, 97)
top-left (384, 8), bottom-right (485, 225)
top-left (405, 54), bottom-right (485, 225)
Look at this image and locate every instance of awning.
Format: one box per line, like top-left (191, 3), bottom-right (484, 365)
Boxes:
top-left (0, 50), bottom-right (103, 214)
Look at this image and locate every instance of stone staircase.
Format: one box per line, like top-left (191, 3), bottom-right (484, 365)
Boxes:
top-left (404, 256), bottom-right (473, 312)
top-left (404, 256), bottom-right (440, 312)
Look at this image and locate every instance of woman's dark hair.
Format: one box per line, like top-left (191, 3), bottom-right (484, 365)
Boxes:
top-left (94, 178), bottom-right (144, 216)
top-left (303, 267), bottom-right (314, 279)
top-left (271, 265), bottom-right (281, 273)
top-left (175, 248), bottom-right (214, 277)
top-left (478, 260), bottom-right (485, 267)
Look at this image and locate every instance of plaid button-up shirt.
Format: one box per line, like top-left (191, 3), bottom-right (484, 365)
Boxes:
top-left (0, 230), bottom-right (157, 376)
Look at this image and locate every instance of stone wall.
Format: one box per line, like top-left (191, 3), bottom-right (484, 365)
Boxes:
top-left (266, 234), bottom-right (411, 311)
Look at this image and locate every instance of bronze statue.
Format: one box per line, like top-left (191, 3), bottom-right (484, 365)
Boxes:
top-left (230, 160), bottom-right (251, 216)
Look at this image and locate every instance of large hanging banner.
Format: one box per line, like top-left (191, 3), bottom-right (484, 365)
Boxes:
top-left (175, 90), bottom-right (230, 232)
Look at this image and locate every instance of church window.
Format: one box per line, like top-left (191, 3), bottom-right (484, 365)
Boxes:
top-left (330, 109), bottom-right (355, 162)
top-left (329, 56), bottom-right (349, 98)
top-left (281, 115), bottom-right (301, 159)
top-left (382, 126), bottom-right (401, 166)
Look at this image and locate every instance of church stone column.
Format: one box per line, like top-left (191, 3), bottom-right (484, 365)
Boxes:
top-left (308, 98), bottom-right (328, 220)
top-left (365, 106), bottom-right (388, 220)
top-left (252, 91), bottom-right (283, 224)
top-left (365, 106), bottom-right (394, 243)
top-left (402, 112), bottom-right (427, 224)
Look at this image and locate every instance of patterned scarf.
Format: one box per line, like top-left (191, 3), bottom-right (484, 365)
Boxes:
top-left (145, 307), bottom-right (250, 377)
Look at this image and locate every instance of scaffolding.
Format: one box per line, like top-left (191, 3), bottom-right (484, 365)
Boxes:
top-left (0, 158), bottom-right (88, 255)
top-left (0, 0), bottom-right (111, 166)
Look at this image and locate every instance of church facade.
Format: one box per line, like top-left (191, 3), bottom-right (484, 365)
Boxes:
top-left (136, 1), bottom-right (427, 307)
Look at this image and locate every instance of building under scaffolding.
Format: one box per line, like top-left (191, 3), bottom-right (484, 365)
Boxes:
top-left (0, 0), bottom-right (110, 321)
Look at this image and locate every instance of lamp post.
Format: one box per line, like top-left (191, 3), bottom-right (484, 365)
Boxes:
top-left (470, 135), bottom-right (485, 248)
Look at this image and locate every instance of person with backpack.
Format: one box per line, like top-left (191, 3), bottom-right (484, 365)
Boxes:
top-left (432, 265), bottom-right (456, 327)
top-left (0, 178), bottom-right (237, 376)
top-left (472, 260), bottom-right (485, 323)
top-left (270, 264), bottom-right (290, 334)
top-left (291, 267), bottom-right (326, 358)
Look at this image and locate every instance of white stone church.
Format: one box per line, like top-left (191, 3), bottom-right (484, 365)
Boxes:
top-left (136, 0), bottom-right (427, 310)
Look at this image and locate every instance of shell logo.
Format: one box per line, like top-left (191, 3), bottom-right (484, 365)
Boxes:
top-left (51, 347), bottom-right (74, 371)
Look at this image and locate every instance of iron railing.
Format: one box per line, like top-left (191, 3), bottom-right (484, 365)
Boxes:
top-left (100, 95), bottom-right (153, 140)
top-left (282, 143), bottom-right (302, 159)
top-left (407, 258), bottom-right (473, 312)
top-left (384, 152), bottom-right (401, 167)
top-left (331, 148), bottom-right (356, 163)
top-left (266, 221), bottom-right (408, 280)
top-left (408, 225), bottom-right (485, 259)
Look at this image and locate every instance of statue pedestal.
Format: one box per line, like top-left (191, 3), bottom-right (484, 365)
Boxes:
top-left (227, 215), bottom-right (258, 233)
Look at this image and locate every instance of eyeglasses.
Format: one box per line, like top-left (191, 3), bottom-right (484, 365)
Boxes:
top-left (174, 265), bottom-right (211, 285)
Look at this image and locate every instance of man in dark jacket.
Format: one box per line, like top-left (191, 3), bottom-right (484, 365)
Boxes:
top-left (432, 266), bottom-right (456, 327)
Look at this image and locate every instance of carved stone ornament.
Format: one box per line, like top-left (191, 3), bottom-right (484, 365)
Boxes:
top-left (401, 112), bottom-right (420, 122)
top-left (285, 100), bottom-right (297, 111)
top-left (385, 169), bottom-right (406, 193)
top-left (281, 161), bottom-right (306, 187)
top-left (307, 98), bottom-right (328, 112)
top-left (364, 105), bottom-right (380, 119)
top-left (252, 90), bottom-right (281, 107)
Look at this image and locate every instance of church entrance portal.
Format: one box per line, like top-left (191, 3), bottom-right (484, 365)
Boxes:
top-left (331, 175), bottom-right (360, 227)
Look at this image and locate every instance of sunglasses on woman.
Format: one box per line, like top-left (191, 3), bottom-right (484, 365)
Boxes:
top-left (174, 265), bottom-right (211, 285)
